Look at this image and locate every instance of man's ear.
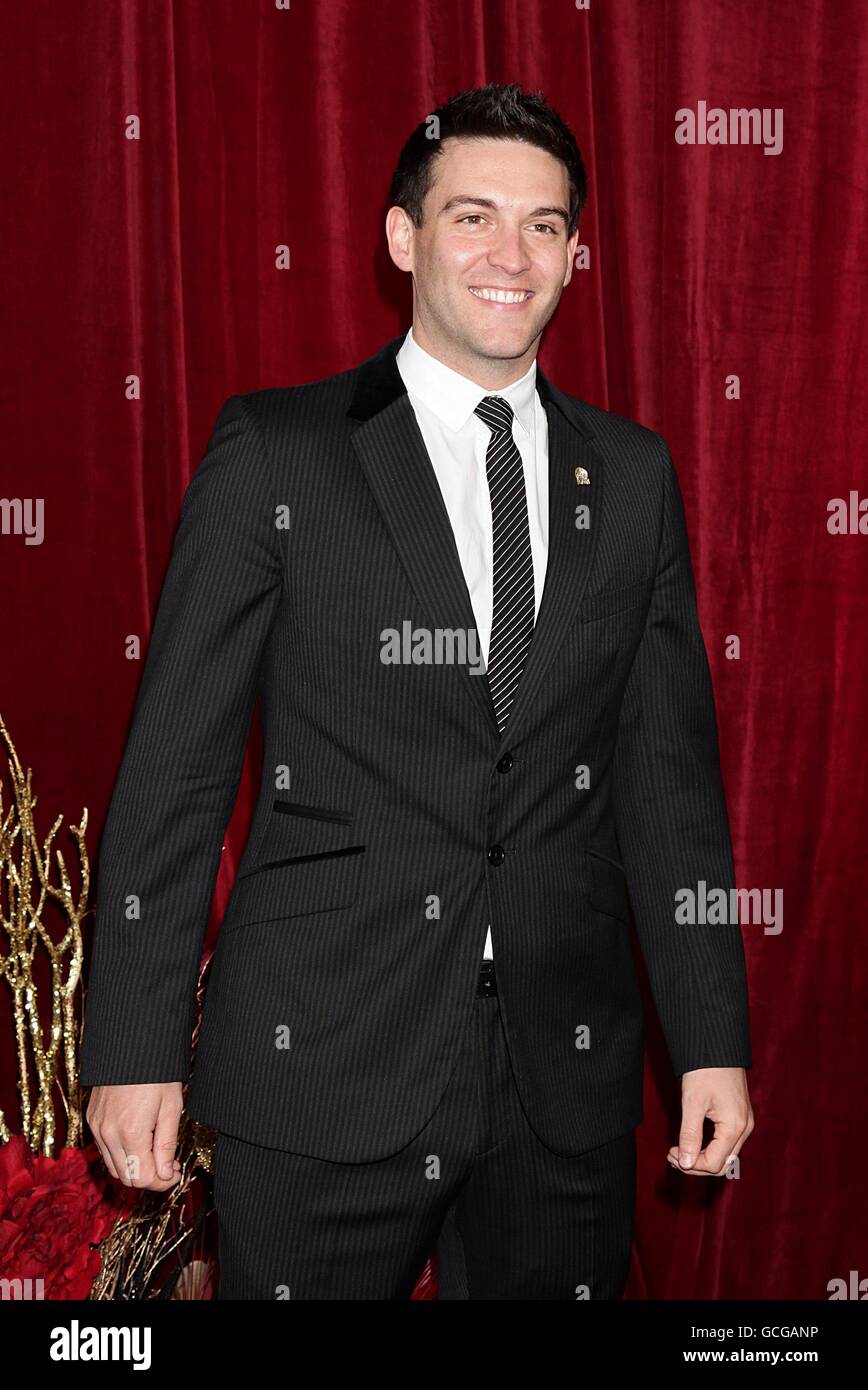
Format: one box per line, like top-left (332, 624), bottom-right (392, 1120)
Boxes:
top-left (385, 206), bottom-right (415, 274)
top-left (562, 224), bottom-right (581, 288)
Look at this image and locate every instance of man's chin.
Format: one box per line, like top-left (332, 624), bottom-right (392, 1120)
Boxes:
top-left (461, 323), bottom-right (541, 362)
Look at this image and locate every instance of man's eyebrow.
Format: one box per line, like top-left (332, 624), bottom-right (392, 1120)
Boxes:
top-left (439, 195), bottom-right (569, 224)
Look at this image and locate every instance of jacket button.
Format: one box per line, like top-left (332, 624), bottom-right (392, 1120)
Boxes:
top-left (488, 845), bottom-right (505, 866)
top-left (496, 752), bottom-right (513, 773)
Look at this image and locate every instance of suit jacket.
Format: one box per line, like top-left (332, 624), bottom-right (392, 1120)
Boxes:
top-left (79, 333), bottom-right (752, 1163)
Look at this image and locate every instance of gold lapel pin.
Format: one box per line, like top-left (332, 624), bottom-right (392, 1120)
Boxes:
top-left (575, 466), bottom-right (591, 485)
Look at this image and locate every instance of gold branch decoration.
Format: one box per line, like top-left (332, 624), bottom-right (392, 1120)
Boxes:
top-left (0, 711), bottom-right (89, 1153)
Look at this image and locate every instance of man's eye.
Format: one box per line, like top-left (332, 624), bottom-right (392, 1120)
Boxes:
top-left (458, 216), bottom-right (557, 234)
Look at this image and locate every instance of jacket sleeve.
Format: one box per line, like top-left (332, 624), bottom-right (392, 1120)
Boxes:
top-left (79, 394), bottom-right (284, 1086)
top-left (611, 431), bottom-right (752, 1079)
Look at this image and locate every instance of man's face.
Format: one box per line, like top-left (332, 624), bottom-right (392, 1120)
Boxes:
top-left (387, 136), bottom-right (580, 384)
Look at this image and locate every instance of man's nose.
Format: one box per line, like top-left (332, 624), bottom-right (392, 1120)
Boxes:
top-left (486, 228), bottom-right (532, 275)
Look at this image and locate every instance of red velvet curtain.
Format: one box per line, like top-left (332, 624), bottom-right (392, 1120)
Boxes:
top-left (2, 0), bottom-right (866, 1300)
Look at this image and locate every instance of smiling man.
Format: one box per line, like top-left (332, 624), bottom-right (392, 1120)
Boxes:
top-left (80, 83), bottom-right (754, 1300)
top-left (394, 139), bottom-right (570, 382)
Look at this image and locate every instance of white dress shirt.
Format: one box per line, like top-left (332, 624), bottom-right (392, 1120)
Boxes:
top-left (395, 326), bottom-right (549, 961)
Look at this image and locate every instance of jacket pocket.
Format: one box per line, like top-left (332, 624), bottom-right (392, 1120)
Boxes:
top-left (583, 846), bottom-right (631, 925)
top-left (227, 798), bottom-right (365, 929)
top-left (271, 797), bottom-right (353, 825)
top-left (579, 577), bottom-right (650, 624)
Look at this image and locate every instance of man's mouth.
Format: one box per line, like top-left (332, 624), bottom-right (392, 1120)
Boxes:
top-left (468, 286), bottom-right (534, 304)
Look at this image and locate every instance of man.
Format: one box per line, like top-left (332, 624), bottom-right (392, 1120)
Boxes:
top-left (81, 82), bottom-right (754, 1300)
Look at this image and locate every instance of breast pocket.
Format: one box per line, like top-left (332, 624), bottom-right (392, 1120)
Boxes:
top-left (583, 846), bottom-right (631, 925)
top-left (225, 797), bottom-right (366, 931)
top-left (578, 577), bottom-right (651, 625)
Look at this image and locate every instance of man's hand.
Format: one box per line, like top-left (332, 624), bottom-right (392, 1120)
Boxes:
top-left (86, 1083), bottom-right (184, 1191)
top-left (667, 1067), bottom-right (754, 1176)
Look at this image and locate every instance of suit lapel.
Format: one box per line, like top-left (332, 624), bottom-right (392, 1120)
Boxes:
top-left (348, 335), bottom-right (608, 751)
top-left (350, 385), bottom-right (499, 731)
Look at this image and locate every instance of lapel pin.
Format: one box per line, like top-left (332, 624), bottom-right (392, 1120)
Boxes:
top-left (575, 466), bottom-right (591, 485)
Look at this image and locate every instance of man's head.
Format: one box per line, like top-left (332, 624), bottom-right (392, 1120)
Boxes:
top-left (386, 83), bottom-right (587, 387)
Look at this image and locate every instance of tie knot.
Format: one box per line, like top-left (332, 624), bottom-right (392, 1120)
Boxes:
top-left (474, 395), bottom-right (514, 435)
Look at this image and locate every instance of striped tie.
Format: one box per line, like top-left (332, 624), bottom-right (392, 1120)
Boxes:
top-left (474, 395), bottom-right (535, 733)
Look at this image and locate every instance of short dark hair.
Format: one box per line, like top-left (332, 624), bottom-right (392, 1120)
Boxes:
top-left (389, 82), bottom-right (587, 238)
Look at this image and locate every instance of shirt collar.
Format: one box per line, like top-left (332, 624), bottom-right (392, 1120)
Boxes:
top-left (396, 325), bottom-right (538, 439)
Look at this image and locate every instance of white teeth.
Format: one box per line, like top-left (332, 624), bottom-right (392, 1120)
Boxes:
top-left (469, 287), bottom-right (532, 303)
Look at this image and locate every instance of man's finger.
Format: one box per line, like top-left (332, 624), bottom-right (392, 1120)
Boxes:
top-left (685, 1122), bottom-right (742, 1174)
top-left (667, 1122), bottom-right (745, 1176)
top-left (118, 1126), bottom-right (159, 1187)
top-left (92, 1128), bottom-right (122, 1182)
top-left (101, 1129), bottom-right (134, 1186)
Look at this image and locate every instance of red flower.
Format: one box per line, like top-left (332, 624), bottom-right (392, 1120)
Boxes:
top-left (0, 1134), bottom-right (126, 1300)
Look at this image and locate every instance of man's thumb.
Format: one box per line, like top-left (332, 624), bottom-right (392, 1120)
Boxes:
top-left (678, 1112), bottom-right (703, 1168)
top-left (153, 1107), bottom-right (180, 1178)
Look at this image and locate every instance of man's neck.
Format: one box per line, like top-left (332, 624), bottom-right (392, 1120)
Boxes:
top-left (410, 321), bottom-right (538, 390)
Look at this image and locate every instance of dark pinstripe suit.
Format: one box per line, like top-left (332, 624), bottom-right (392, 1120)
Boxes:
top-left (80, 333), bottom-right (751, 1296)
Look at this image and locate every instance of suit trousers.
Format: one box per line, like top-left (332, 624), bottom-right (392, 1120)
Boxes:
top-left (212, 962), bottom-right (637, 1300)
